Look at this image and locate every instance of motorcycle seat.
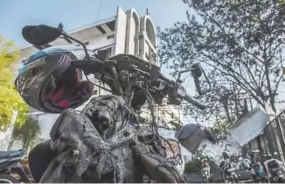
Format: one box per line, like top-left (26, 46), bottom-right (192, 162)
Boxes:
top-left (0, 149), bottom-right (26, 159)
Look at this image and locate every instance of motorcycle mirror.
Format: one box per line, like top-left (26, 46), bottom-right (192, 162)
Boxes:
top-left (176, 63), bottom-right (209, 96)
top-left (22, 24), bottom-right (62, 46)
top-left (190, 63), bottom-right (203, 95)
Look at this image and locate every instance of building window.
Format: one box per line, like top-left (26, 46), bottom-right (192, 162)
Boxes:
top-left (106, 34), bottom-right (115, 39)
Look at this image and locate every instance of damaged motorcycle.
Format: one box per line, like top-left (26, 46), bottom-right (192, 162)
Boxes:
top-left (199, 157), bottom-right (211, 183)
top-left (14, 24), bottom-right (208, 183)
top-left (0, 149), bottom-right (33, 183)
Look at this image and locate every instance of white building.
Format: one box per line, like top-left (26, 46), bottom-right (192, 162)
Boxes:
top-left (16, 6), bottom-right (182, 142)
top-left (18, 6), bottom-right (157, 65)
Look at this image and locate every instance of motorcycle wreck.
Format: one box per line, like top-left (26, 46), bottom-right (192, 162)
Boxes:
top-left (14, 24), bottom-right (209, 183)
top-left (0, 149), bottom-right (33, 183)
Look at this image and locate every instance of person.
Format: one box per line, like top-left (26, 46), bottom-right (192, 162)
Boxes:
top-left (14, 47), bottom-right (94, 182)
top-left (242, 157), bottom-right (251, 170)
top-left (219, 151), bottom-right (231, 181)
top-left (207, 153), bottom-right (214, 162)
top-left (201, 157), bottom-right (211, 182)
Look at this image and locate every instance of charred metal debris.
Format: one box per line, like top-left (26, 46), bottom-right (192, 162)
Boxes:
top-left (40, 95), bottom-right (185, 183)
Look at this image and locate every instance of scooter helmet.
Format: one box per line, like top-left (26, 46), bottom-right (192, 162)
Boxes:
top-left (15, 47), bottom-right (94, 113)
top-left (222, 151), bottom-right (229, 159)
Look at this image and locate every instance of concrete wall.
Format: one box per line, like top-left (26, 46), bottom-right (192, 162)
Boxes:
top-left (125, 9), bottom-right (140, 56)
top-left (88, 37), bottom-right (115, 51)
top-left (139, 16), bottom-right (157, 64)
top-left (114, 7), bottom-right (127, 55)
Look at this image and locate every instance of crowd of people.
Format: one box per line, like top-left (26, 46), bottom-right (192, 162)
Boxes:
top-left (196, 150), bottom-right (285, 183)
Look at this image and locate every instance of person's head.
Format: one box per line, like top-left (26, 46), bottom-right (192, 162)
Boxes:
top-left (15, 47), bottom-right (94, 113)
top-left (248, 151), bottom-right (254, 157)
top-left (237, 156), bottom-right (241, 160)
top-left (222, 151), bottom-right (229, 159)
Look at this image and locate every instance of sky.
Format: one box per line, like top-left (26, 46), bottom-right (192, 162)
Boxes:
top-left (0, 0), bottom-right (199, 115)
top-left (0, 0), bottom-right (197, 92)
top-left (0, 0), bottom-right (188, 46)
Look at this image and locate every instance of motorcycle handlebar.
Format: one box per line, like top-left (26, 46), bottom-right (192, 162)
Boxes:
top-left (74, 59), bottom-right (207, 110)
top-left (184, 93), bottom-right (206, 110)
top-left (159, 74), bottom-right (206, 110)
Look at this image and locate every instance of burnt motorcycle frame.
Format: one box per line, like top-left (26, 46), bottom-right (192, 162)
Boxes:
top-left (22, 24), bottom-right (208, 183)
top-left (21, 24), bottom-right (207, 111)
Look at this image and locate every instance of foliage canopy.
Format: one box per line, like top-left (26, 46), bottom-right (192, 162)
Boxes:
top-left (0, 35), bottom-right (28, 131)
top-left (12, 116), bottom-right (40, 148)
top-left (158, 0), bottom-right (285, 123)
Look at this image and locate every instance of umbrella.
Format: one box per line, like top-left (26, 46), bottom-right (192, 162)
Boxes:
top-left (175, 124), bottom-right (216, 154)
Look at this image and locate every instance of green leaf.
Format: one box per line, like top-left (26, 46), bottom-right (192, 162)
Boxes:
top-left (0, 35), bottom-right (28, 131)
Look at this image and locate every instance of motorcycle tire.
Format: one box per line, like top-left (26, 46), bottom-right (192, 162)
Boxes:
top-left (0, 174), bottom-right (19, 183)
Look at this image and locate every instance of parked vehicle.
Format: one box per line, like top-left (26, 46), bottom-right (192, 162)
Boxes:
top-left (17, 24), bottom-right (207, 183)
top-left (220, 158), bottom-right (240, 183)
top-left (250, 160), bottom-right (266, 182)
top-left (200, 158), bottom-right (211, 183)
top-left (264, 157), bottom-right (285, 183)
top-left (0, 149), bottom-right (32, 183)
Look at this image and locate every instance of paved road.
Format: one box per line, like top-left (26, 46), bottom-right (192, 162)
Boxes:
top-left (184, 163), bottom-right (254, 183)
top-left (184, 171), bottom-right (224, 183)
top-left (184, 171), bottom-right (253, 183)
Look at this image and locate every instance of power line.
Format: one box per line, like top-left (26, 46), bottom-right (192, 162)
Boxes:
top-left (96, 0), bottom-right (104, 21)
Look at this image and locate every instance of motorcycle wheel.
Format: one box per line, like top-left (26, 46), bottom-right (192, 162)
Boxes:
top-left (0, 174), bottom-right (18, 183)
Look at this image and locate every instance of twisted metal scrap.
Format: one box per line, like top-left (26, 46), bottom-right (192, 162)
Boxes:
top-left (41, 95), bottom-right (183, 183)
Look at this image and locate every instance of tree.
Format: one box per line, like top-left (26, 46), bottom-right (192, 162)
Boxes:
top-left (208, 117), bottom-right (231, 141)
top-left (158, 0), bottom-right (285, 122)
top-left (184, 159), bottom-right (201, 172)
top-left (12, 117), bottom-right (40, 148)
top-left (0, 35), bottom-right (28, 130)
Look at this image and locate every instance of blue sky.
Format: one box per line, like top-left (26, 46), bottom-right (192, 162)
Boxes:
top-left (0, 0), bottom-right (197, 92)
top-left (0, 0), bottom-right (188, 46)
top-left (0, 0), bottom-right (199, 126)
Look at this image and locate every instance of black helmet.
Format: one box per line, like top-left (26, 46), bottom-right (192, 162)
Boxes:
top-left (15, 46), bottom-right (94, 113)
top-left (222, 151), bottom-right (229, 159)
